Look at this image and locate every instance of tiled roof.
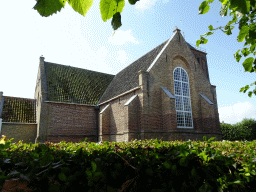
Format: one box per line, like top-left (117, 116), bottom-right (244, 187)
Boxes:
top-left (44, 62), bottom-right (115, 105)
top-left (98, 40), bottom-right (168, 104)
top-left (2, 96), bottom-right (36, 123)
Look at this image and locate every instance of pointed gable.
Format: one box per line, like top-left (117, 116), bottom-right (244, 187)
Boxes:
top-left (98, 40), bottom-right (168, 104)
top-left (44, 62), bottom-right (114, 105)
top-left (99, 29), bottom-right (200, 104)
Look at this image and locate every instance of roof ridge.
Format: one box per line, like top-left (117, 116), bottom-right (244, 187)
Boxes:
top-left (45, 62), bottom-right (115, 76)
top-left (3, 96), bottom-right (36, 100)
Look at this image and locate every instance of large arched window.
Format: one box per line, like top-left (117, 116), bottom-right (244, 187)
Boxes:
top-left (173, 67), bottom-right (193, 128)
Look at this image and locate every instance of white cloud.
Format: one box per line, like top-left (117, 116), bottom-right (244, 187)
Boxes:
top-left (219, 101), bottom-right (256, 125)
top-left (135, 0), bottom-right (157, 10)
top-left (116, 50), bottom-right (128, 64)
top-left (108, 29), bottom-right (139, 45)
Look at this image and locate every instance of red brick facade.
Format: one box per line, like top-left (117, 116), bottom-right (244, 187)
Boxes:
top-left (46, 102), bottom-right (97, 143)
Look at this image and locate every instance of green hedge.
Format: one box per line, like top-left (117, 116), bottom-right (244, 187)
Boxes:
top-left (220, 118), bottom-right (256, 141)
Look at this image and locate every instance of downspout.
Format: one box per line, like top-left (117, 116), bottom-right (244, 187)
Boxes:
top-left (95, 105), bottom-right (99, 142)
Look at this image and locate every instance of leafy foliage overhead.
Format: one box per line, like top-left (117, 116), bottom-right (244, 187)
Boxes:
top-left (100, 0), bottom-right (125, 22)
top-left (197, 0), bottom-right (256, 98)
top-left (33, 0), bottom-right (66, 17)
top-left (33, 0), bottom-right (139, 31)
top-left (67, 0), bottom-right (93, 16)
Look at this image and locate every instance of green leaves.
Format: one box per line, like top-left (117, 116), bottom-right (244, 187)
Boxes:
top-left (239, 15), bottom-right (249, 30)
top-left (234, 49), bottom-right (242, 62)
top-left (34, 0), bottom-right (93, 17)
top-left (208, 25), bottom-right (214, 31)
top-left (163, 161), bottom-right (171, 169)
top-left (228, 14), bottom-right (238, 25)
top-left (67, 0), bottom-right (93, 16)
top-left (33, 0), bottom-right (66, 17)
top-left (199, 1), bottom-right (210, 14)
top-left (243, 57), bottom-right (254, 72)
top-left (241, 48), bottom-right (250, 57)
top-left (91, 160), bottom-right (97, 172)
top-left (240, 80), bottom-right (256, 97)
top-left (100, 0), bottom-right (125, 22)
top-left (196, 36), bottom-right (208, 47)
top-left (223, 25), bottom-right (233, 35)
top-left (34, 0), bottom-right (131, 31)
top-left (204, 32), bottom-right (214, 36)
top-left (100, 0), bottom-right (125, 30)
top-left (220, 3), bottom-right (229, 16)
top-left (199, 0), bottom-right (215, 15)
top-left (202, 38), bottom-right (208, 44)
top-left (229, 0), bottom-right (250, 14)
top-left (128, 0), bottom-right (140, 5)
top-left (111, 12), bottom-right (122, 30)
top-left (58, 172), bottom-right (67, 181)
top-left (238, 25), bottom-right (249, 42)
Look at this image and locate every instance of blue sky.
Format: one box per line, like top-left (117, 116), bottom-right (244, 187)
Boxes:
top-left (1, 0), bottom-right (255, 125)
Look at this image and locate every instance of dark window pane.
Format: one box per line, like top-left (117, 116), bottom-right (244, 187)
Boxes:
top-left (175, 96), bottom-right (183, 110)
top-left (174, 68), bottom-right (181, 81)
top-left (181, 69), bottom-right (188, 82)
top-left (183, 97), bottom-right (191, 111)
top-left (184, 112), bottom-right (192, 127)
top-left (176, 111), bottom-right (184, 127)
top-left (182, 83), bottom-right (189, 97)
top-left (174, 81), bottom-right (182, 95)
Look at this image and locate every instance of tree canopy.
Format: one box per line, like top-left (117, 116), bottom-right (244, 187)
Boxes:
top-left (33, 0), bottom-right (256, 97)
top-left (197, 0), bottom-right (256, 98)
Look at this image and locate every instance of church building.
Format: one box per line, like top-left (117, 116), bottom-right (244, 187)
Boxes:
top-left (0, 28), bottom-right (222, 143)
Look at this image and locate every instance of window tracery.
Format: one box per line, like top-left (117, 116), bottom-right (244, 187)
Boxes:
top-left (173, 67), bottom-right (193, 128)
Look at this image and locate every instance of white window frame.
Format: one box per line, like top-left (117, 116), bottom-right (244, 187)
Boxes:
top-left (173, 67), bottom-right (193, 128)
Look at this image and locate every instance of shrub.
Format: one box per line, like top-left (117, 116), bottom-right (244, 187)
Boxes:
top-left (220, 123), bottom-right (234, 141)
top-left (234, 118), bottom-right (256, 141)
top-left (220, 118), bottom-right (256, 141)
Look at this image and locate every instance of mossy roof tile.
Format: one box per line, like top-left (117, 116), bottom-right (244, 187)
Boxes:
top-left (2, 96), bottom-right (36, 123)
top-left (44, 62), bottom-right (114, 105)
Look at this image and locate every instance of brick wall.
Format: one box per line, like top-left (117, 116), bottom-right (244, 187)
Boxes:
top-left (1, 122), bottom-right (37, 143)
top-left (99, 90), bottom-right (141, 142)
top-left (44, 102), bottom-right (97, 143)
